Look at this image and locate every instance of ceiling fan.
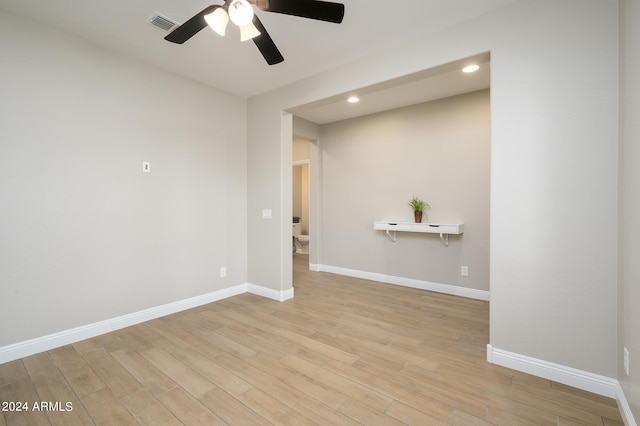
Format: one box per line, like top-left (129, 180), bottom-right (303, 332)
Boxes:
top-left (164, 0), bottom-right (345, 65)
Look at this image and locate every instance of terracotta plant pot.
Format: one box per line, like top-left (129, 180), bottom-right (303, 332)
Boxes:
top-left (414, 211), bottom-right (423, 223)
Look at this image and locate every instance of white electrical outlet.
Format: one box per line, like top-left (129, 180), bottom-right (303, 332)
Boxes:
top-left (220, 267), bottom-right (227, 278)
top-left (461, 266), bottom-right (469, 277)
top-left (142, 161), bottom-right (151, 173)
top-left (624, 347), bottom-right (630, 376)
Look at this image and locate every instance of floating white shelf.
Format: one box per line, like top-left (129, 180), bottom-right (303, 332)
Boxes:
top-left (373, 221), bottom-right (464, 246)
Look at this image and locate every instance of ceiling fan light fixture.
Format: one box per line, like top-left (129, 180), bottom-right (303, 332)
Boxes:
top-left (239, 22), bottom-right (261, 41)
top-left (205, 7), bottom-right (229, 36)
top-left (163, 0), bottom-right (345, 66)
top-left (229, 0), bottom-right (255, 27)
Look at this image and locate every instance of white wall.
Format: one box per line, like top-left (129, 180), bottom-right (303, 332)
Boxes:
top-left (619, 0), bottom-right (640, 419)
top-left (0, 11), bottom-right (247, 347)
top-left (247, 0), bottom-right (618, 381)
top-left (319, 91), bottom-right (490, 291)
top-left (488, 1), bottom-right (618, 378)
top-left (293, 137), bottom-right (312, 162)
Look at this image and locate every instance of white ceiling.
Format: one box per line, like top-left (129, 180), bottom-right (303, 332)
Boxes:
top-left (289, 54), bottom-right (490, 124)
top-left (0, 0), bottom-right (511, 122)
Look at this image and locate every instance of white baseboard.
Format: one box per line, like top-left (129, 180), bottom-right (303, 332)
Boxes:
top-left (487, 344), bottom-right (618, 398)
top-left (0, 282), bottom-right (291, 365)
top-left (616, 381), bottom-right (638, 426)
top-left (487, 345), bottom-right (637, 425)
top-left (317, 264), bottom-right (489, 301)
top-left (247, 284), bottom-right (294, 302)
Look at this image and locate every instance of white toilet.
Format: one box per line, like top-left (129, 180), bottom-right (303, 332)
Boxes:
top-left (292, 223), bottom-right (309, 254)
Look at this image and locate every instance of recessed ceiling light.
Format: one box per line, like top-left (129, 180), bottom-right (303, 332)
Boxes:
top-left (463, 64), bottom-right (480, 73)
top-left (347, 96), bottom-right (360, 103)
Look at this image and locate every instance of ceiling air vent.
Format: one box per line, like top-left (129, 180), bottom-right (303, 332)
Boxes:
top-left (147, 13), bottom-right (179, 32)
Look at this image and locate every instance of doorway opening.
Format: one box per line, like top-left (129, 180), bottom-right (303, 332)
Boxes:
top-left (292, 161), bottom-right (310, 254)
top-left (292, 135), bottom-right (319, 282)
top-left (286, 54), bottom-right (491, 299)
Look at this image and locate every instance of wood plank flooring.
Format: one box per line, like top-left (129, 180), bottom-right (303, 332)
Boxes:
top-left (1, 254), bottom-right (624, 425)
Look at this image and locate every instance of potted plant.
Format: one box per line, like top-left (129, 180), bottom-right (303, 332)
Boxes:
top-left (408, 196), bottom-right (430, 223)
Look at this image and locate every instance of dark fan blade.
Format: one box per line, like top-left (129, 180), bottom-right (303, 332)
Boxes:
top-left (252, 15), bottom-right (284, 65)
top-left (164, 5), bottom-right (219, 44)
top-left (259, 0), bottom-right (344, 23)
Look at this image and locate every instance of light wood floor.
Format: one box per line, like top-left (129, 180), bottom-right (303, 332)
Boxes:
top-left (1, 254), bottom-right (623, 425)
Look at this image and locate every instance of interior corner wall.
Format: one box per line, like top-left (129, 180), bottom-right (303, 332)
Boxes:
top-left (319, 90), bottom-right (490, 292)
top-left (0, 11), bottom-right (248, 347)
top-left (619, 0), bottom-right (640, 418)
top-left (248, 0), bottom-right (618, 380)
